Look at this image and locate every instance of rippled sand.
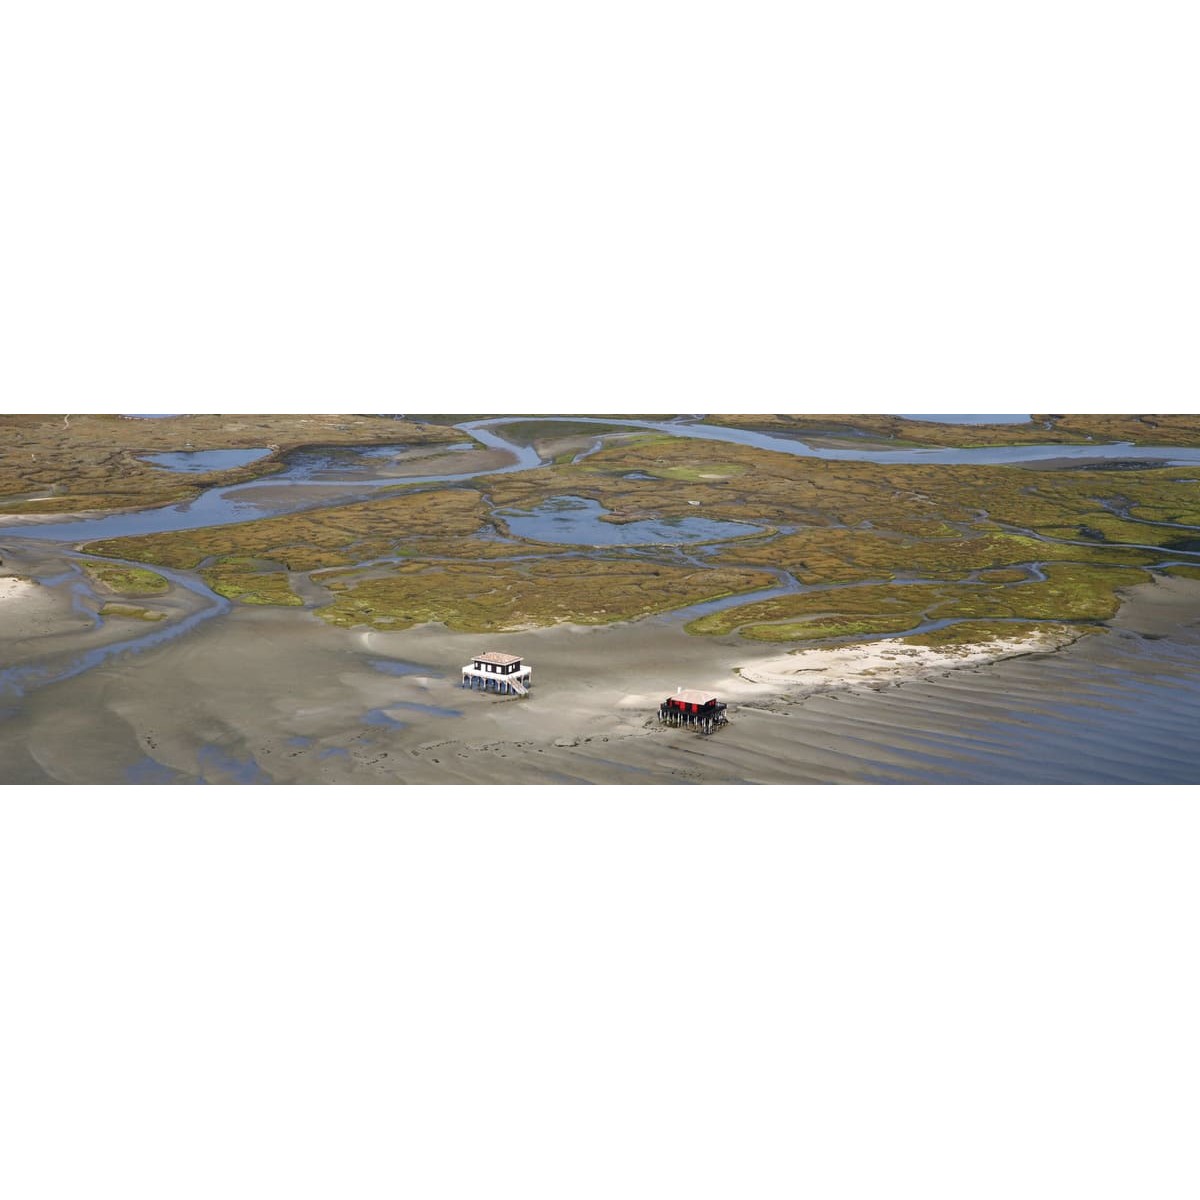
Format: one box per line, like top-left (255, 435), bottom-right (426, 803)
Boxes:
top-left (1, 551), bottom-right (1197, 784)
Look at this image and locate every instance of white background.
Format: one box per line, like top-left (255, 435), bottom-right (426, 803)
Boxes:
top-left (2, 1), bottom-right (1199, 1196)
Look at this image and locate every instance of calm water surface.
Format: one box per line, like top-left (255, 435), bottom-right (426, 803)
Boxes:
top-left (140, 448), bottom-right (273, 472)
top-left (496, 495), bottom-right (763, 546)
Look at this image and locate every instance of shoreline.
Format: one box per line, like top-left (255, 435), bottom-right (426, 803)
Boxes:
top-left (2, 483), bottom-right (1198, 785)
top-left (728, 624), bottom-right (1086, 700)
top-left (3, 566), bottom-right (1197, 784)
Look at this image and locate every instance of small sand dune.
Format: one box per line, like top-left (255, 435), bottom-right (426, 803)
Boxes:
top-left (733, 629), bottom-right (1078, 697)
top-left (2, 572), bottom-right (1197, 785)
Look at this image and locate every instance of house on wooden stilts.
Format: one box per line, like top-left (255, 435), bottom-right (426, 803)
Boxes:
top-left (462, 651), bottom-right (532, 696)
top-left (659, 688), bottom-right (727, 734)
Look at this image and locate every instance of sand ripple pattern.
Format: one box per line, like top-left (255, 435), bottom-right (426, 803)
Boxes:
top-left (768, 631), bottom-right (1200, 784)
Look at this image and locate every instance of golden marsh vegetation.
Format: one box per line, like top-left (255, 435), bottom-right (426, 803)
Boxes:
top-left (39, 414), bottom-right (1200, 641)
top-left (0, 414), bottom-right (458, 516)
top-left (705, 413), bottom-right (1200, 448)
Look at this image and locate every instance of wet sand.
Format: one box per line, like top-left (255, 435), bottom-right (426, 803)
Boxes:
top-left (2, 557), bottom-right (1197, 785)
top-left (0, 542), bottom-right (215, 682)
top-left (0, 575), bottom-right (55, 640)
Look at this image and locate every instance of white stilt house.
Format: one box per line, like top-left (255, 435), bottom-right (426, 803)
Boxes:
top-left (462, 651), bottom-right (532, 697)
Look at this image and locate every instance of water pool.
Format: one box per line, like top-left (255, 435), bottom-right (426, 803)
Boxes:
top-left (494, 495), bottom-right (763, 546)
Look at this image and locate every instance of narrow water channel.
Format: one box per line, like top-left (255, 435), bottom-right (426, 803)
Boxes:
top-left (7, 416), bottom-right (1200, 545)
top-left (4, 416), bottom-right (1200, 705)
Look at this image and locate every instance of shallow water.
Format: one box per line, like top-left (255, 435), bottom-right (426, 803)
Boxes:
top-left (140, 448), bottom-right (272, 472)
top-left (196, 743), bottom-right (271, 784)
top-left (496, 495), bottom-right (763, 546)
top-left (479, 417), bottom-right (1200, 467)
top-left (4, 413), bottom-right (1200, 780)
top-left (367, 658), bottom-right (442, 678)
top-left (0, 554), bottom-right (229, 699)
top-left (824, 628), bottom-right (1200, 784)
top-left (0, 426), bottom-right (540, 543)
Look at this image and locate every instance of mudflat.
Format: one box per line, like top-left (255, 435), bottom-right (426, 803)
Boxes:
top-left (3, 412), bottom-right (1200, 785)
top-left (2, 556), bottom-right (1196, 784)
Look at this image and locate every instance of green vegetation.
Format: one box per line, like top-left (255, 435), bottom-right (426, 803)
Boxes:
top-left (60, 416), bottom-right (1200, 645)
top-left (686, 563), bottom-right (1150, 641)
top-left (0, 414), bottom-right (459, 514)
top-left (750, 615), bottom-right (921, 642)
top-left (83, 563), bottom-right (169, 594)
top-left (99, 602), bottom-right (166, 621)
top-left (1165, 564), bottom-right (1200, 581)
top-left (88, 489), bottom-right (503, 573)
top-left (202, 563), bottom-right (302, 606)
top-left (315, 559), bottom-right (775, 632)
top-left (976, 568), bottom-right (1031, 583)
top-left (703, 414), bottom-right (1078, 447)
top-left (638, 463), bottom-right (749, 482)
top-left (712, 529), bottom-right (1156, 586)
top-left (1048, 414), bottom-right (1200, 447)
top-left (494, 420), bottom-right (630, 444)
top-left (704, 413), bottom-right (1200, 448)
top-left (898, 621), bottom-right (1096, 649)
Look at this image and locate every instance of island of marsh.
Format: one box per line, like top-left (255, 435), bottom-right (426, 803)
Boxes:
top-left (4, 412), bottom-right (1200, 787)
top-left (7, 412), bottom-right (1200, 787)
top-left (65, 416), bottom-right (1200, 645)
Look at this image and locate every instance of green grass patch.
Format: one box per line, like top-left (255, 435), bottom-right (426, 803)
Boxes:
top-left (201, 567), bottom-right (302, 606)
top-left (99, 602), bottom-right (166, 621)
top-left (976, 568), bottom-right (1030, 583)
top-left (738, 614), bottom-right (920, 642)
top-left (686, 563), bottom-right (1150, 640)
top-left (83, 563), bottom-right (169, 594)
top-left (639, 463), bottom-right (749, 482)
top-left (315, 558), bottom-right (776, 632)
top-left (496, 420), bottom-right (629, 444)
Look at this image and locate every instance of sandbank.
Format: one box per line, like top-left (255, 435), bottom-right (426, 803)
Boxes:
top-left (2, 574), bottom-right (1196, 785)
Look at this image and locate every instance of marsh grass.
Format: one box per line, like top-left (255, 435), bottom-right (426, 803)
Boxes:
top-left (0, 414), bottom-right (458, 515)
top-left (896, 621), bottom-right (1100, 649)
top-left (201, 566), bottom-right (303, 606)
top-left (687, 563), bottom-right (1151, 641)
top-left (315, 559), bottom-right (776, 632)
top-left (704, 413), bottom-right (1200, 448)
top-left (99, 602), bottom-right (166, 621)
top-left (83, 563), bottom-right (169, 594)
top-left (69, 421), bottom-right (1200, 644)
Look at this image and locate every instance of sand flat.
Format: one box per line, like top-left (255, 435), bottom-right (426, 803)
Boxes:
top-left (0, 574), bottom-right (72, 643)
top-left (733, 628), bottom-right (1080, 696)
top-left (1, 575), bottom-right (1196, 785)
